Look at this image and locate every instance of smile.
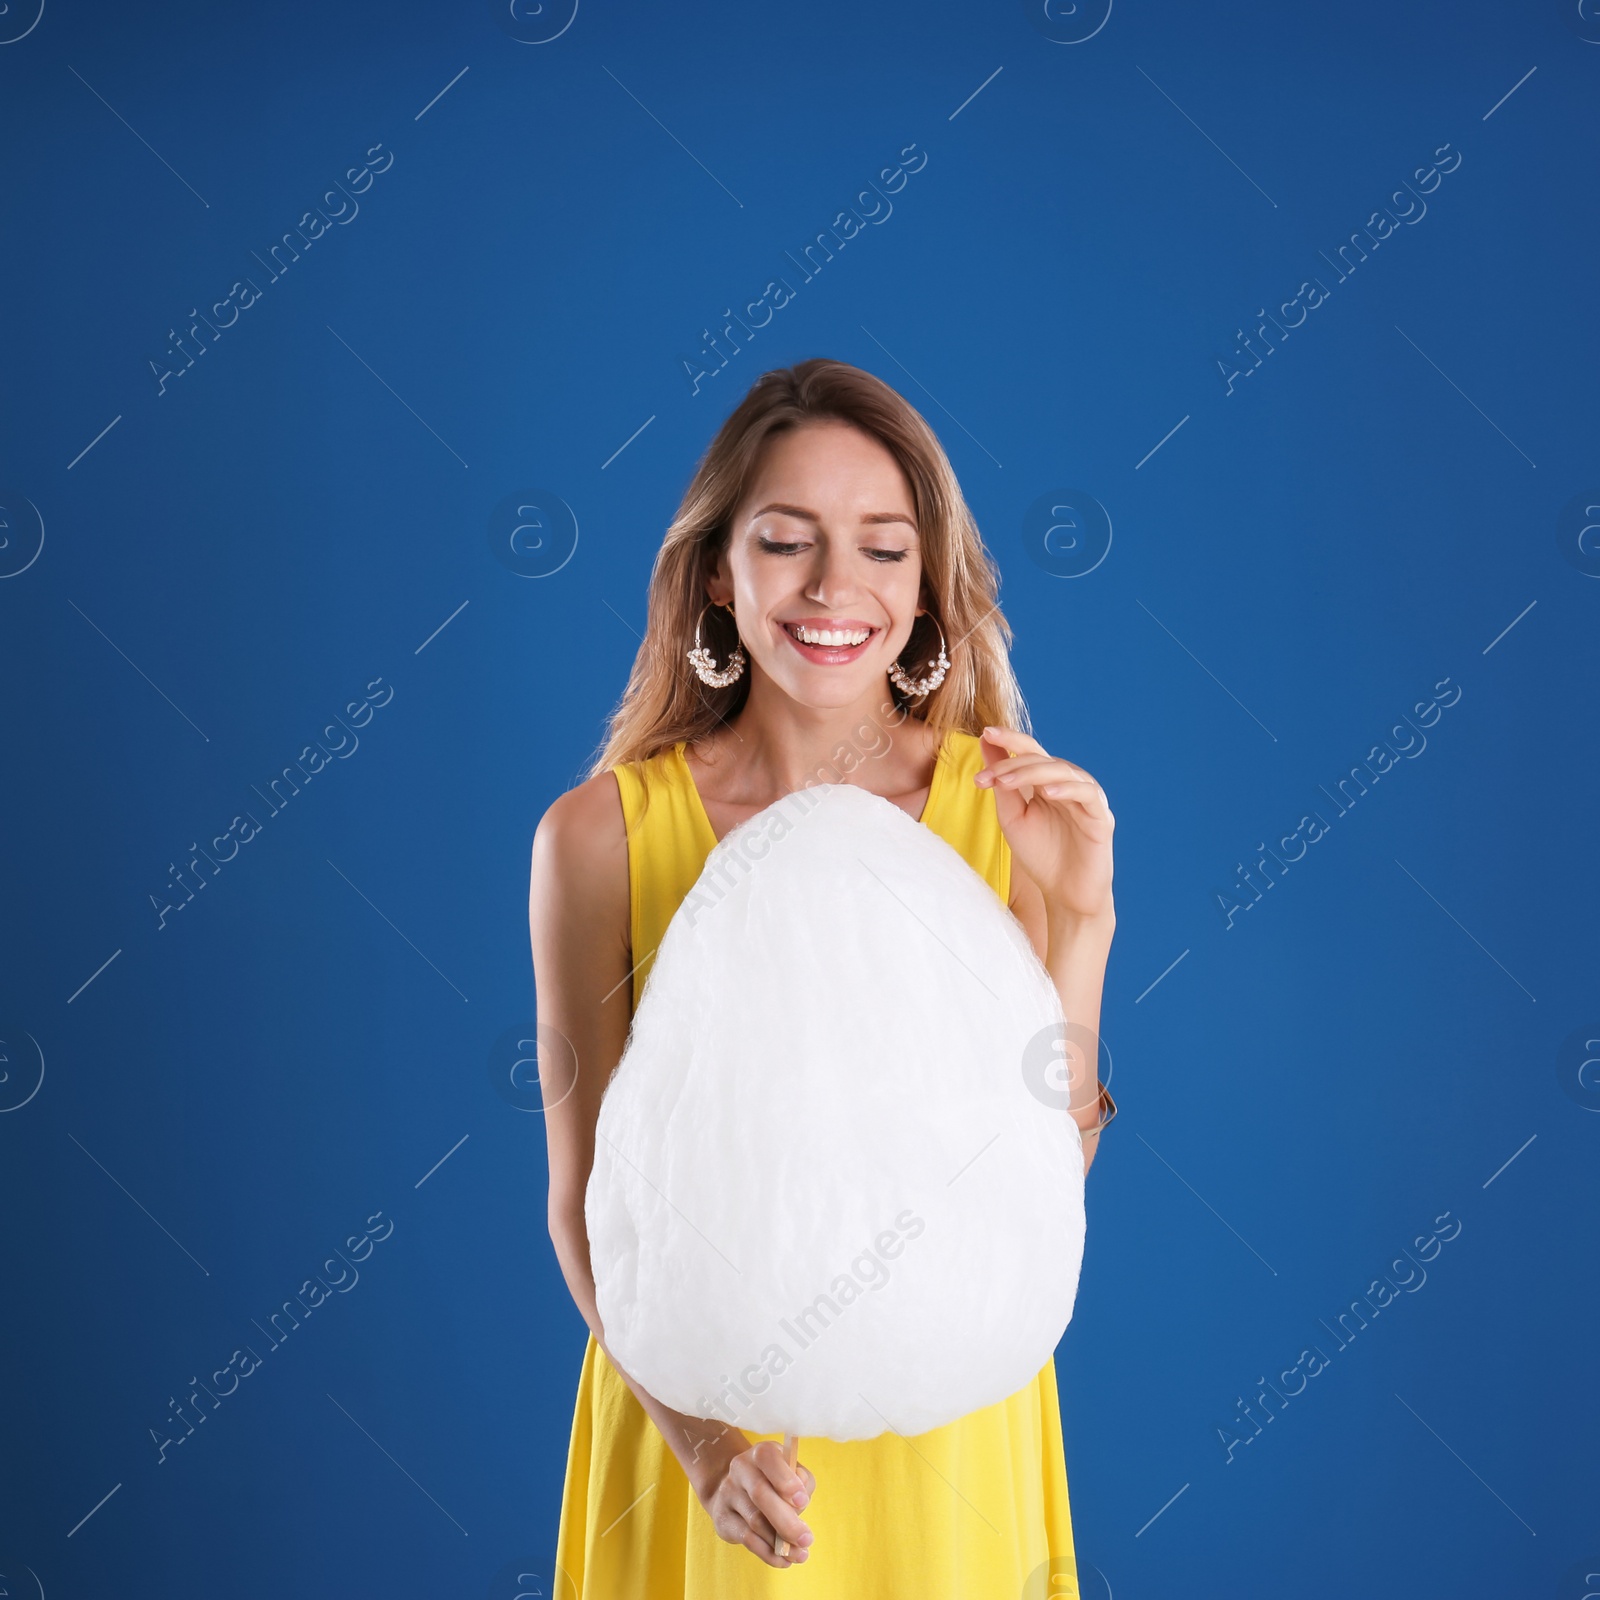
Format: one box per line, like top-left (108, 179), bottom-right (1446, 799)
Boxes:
top-left (781, 619), bottom-right (880, 663)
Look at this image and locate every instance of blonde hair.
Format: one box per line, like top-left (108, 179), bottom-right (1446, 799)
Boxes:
top-left (588, 357), bottom-right (1028, 777)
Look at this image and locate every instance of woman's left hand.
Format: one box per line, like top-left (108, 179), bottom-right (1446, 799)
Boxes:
top-left (976, 726), bottom-right (1114, 922)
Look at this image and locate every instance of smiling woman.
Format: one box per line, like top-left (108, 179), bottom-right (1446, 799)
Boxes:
top-left (528, 358), bottom-right (1118, 1597)
top-left (591, 359), bottom-right (1023, 776)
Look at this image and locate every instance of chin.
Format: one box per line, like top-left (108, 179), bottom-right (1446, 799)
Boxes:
top-left (767, 664), bottom-right (882, 711)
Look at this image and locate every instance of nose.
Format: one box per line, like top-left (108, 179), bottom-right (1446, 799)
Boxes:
top-left (803, 535), bottom-right (858, 611)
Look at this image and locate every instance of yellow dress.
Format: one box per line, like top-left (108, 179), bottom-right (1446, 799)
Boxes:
top-left (553, 728), bottom-right (1081, 1598)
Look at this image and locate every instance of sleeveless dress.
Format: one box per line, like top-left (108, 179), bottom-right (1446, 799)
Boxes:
top-left (552, 728), bottom-right (1081, 1598)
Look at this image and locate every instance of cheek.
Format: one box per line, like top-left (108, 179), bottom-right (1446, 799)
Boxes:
top-left (730, 559), bottom-right (797, 618)
top-left (882, 560), bottom-right (925, 613)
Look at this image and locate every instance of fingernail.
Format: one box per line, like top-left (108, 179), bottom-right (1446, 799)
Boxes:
top-left (793, 1491), bottom-right (808, 1508)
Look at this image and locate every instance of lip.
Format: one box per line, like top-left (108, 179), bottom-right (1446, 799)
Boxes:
top-left (778, 617), bottom-right (881, 666)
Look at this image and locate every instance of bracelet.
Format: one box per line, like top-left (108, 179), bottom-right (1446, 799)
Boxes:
top-left (1079, 1080), bottom-right (1117, 1137)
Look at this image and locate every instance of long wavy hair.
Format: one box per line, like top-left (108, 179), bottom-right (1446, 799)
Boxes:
top-left (588, 357), bottom-right (1028, 776)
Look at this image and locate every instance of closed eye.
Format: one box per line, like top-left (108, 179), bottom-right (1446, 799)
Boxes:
top-left (755, 535), bottom-right (912, 562)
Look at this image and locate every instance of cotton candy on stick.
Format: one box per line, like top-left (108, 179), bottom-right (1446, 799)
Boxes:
top-left (586, 782), bottom-right (1088, 1462)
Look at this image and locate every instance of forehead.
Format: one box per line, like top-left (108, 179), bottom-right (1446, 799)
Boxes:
top-left (741, 420), bottom-right (916, 515)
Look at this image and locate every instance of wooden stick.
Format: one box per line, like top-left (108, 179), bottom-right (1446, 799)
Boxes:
top-left (772, 1432), bottom-right (801, 1558)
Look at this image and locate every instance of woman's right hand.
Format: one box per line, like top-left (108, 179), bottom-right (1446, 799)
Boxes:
top-left (691, 1430), bottom-right (816, 1568)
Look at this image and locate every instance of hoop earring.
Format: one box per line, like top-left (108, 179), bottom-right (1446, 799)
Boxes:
top-left (887, 614), bottom-right (950, 699)
top-left (687, 601), bottom-right (747, 688)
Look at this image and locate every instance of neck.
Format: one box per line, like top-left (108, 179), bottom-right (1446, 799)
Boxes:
top-left (711, 667), bottom-right (925, 798)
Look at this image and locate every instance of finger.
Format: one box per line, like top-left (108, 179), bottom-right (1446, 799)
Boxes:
top-left (978, 725), bottom-right (1046, 766)
top-left (978, 757), bottom-right (1077, 790)
top-left (743, 1528), bottom-right (803, 1568)
top-left (1006, 763), bottom-right (1109, 802)
top-left (740, 1468), bottom-right (813, 1552)
top-left (748, 1440), bottom-right (810, 1511)
top-left (725, 1488), bottom-right (787, 1566)
top-left (987, 761), bottom-right (1108, 806)
top-left (738, 1447), bottom-right (814, 1542)
top-left (979, 751), bottom-right (1098, 786)
top-left (736, 1459), bottom-right (812, 1555)
top-left (1042, 782), bottom-right (1116, 822)
top-left (735, 1490), bottom-right (781, 1550)
top-left (739, 1494), bottom-right (811, 1569)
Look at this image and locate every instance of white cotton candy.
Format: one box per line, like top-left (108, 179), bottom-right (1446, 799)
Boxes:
top-left (585, 782), bottom-right (1087, 1442)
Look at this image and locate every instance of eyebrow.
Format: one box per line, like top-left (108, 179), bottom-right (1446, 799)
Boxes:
top-left (748, 502), bottom-right (918, 532)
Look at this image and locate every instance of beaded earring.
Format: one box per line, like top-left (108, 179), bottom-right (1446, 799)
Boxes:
top-left (687, 601), bottom-right (746, 688)
top-left (888, 614), bottom-right (950, 698)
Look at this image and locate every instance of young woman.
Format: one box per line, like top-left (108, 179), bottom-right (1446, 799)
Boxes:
top-left (529, 357), bottom-right (1116, 1596)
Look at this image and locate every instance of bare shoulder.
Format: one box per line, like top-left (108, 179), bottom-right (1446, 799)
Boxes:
top-left (530, 770), bottom-right (628, 912)
top-left (534, 770), bottom-right (625, 856)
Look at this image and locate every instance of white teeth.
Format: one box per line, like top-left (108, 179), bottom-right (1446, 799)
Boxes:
top-left (792, 624), bottom-right (871, 647)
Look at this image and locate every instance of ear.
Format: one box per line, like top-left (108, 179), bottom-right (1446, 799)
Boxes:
top-left (703, 543), bottom-right (733, 607)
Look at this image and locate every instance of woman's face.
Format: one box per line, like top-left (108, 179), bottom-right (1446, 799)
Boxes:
top-left (708, 419), bottom-right (927, 712)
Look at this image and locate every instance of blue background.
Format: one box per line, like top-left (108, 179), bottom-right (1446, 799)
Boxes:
top-left (3, 0), bottom-right (1597, 1595)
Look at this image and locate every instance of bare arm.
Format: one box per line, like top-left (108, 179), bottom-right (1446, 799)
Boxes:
top-left (1011, 870), bottom-right (1113, 1184)
top-left (1010, 867), bottom-right (1114, 1176)
top-left (529, 774), bottom-right (815, 1568)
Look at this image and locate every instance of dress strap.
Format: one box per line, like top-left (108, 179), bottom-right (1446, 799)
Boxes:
top-left (611, 745), bottom-right (719, 1011)
top-left (919, 729), bottom-right (1012, 907)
